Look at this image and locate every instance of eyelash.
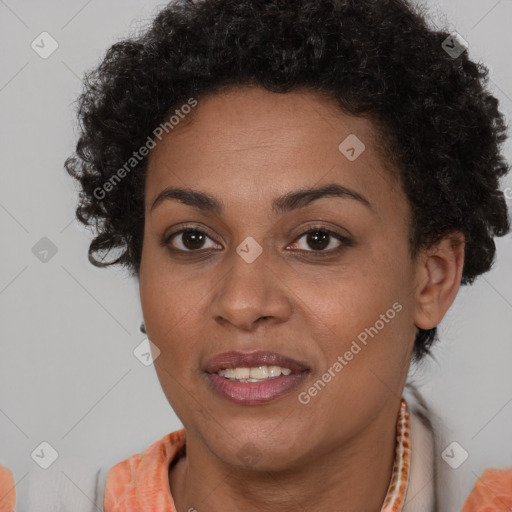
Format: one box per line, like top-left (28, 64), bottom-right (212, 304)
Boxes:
top-left (162, 224), bottom-right (353, 257)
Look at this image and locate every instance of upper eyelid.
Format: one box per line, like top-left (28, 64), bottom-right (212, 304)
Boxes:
top-left (164, 224), bottom-right (217, 243)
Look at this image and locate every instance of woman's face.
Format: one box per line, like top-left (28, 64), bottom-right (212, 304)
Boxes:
top-left (139, 86), bottom-right (421, 469)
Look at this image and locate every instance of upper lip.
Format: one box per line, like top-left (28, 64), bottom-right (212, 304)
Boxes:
top-left (204, 350), bottom-right (309, 374)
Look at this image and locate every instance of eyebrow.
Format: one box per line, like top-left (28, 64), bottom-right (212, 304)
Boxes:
top-left (149, 182), bottom-right (372, 215)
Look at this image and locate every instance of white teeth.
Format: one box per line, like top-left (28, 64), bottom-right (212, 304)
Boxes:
top-left (234, 367), bottom-right (250, 379)
top-left (268, 365), bottom-right (281, 377)
top-left (218, 365), bottom-right (294, 381)
top-left (250, 366), bottom-right (268, 379)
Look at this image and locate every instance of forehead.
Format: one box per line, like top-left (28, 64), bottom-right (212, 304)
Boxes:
top-left (145, 86), bottom-right (405, 217)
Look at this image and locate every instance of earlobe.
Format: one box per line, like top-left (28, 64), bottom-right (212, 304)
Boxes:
top-left (413, 233), bottom-right (465, 330)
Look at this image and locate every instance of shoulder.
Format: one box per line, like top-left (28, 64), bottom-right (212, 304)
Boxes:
top-left (461, 468), bottom-right (512, 512)
top-left (99, 429), bottom-right (186, 511)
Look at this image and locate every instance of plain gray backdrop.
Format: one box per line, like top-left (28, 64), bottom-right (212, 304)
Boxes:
top-left (1, 1), bottom-right (511, 511)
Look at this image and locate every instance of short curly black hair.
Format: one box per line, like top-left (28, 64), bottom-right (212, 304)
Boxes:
top-left (65, 0), bottom-right (510, 361)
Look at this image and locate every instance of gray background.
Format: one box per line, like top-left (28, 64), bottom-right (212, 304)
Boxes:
top-left (1, 1), bottom-right (511, 511)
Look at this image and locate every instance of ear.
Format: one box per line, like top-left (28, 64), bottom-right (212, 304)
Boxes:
top-left (413, 232), bottom-right (465, 330)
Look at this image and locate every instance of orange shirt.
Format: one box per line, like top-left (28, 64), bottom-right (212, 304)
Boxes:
top-left (461, 468), bottom-right (512, 512)
top-left (0, 464), bottom-right (15, 512)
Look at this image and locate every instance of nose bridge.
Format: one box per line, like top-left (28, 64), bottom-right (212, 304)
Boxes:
top-left (209, 241), bottom-right (290, 327)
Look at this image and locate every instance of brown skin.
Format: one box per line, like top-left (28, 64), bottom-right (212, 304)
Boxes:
top-left (139, 85), bottom-right (465, 512)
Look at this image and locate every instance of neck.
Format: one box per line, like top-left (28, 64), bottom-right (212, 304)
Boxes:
top-left (169, 398), bottom-right (401, 512)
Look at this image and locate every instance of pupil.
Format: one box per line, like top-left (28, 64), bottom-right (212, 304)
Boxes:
top-left (308, 231), bottom-right (329, 250)
top-left (180, 230), bottom-right (330, 251)
top-left (183, 231), bottom-right (204, 249)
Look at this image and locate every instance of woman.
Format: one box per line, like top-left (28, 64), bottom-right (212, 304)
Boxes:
top-left (60, 0), bottom-right (512, 510)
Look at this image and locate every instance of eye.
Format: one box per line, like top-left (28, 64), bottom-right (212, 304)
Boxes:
top-left (163, 225), bottom-right (352, 256)
top-left (165, 228), bottom-right (221, 252)
top-left (288, 227), bottom-right (352, 254)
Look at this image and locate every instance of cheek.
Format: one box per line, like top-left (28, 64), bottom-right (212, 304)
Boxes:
top-left (139, 260), bottom-right (208, 366)
top-left (313, 250), bottom-right (414, 364)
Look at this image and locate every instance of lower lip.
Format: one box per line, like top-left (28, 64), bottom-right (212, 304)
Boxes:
top-left (206, 372), bottom-right (309, 404)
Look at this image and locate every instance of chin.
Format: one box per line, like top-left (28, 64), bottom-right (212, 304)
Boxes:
top-left (205, 426), bottom-right (305, 471)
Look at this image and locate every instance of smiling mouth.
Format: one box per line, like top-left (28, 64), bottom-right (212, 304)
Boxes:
top-left (217, 365), bottom-right (294, 382)
top-left (204, 350), bottom-right (310, 404)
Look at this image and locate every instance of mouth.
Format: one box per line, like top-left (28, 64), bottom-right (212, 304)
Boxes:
top-left (203, 350), bottom-right (310, 405)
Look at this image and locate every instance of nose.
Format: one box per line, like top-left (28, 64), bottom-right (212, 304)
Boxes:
top-left (208, 249), bottom-right (292, 331)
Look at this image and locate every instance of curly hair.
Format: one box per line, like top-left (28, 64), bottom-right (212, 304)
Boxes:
top-left (65, 0), bottom-right (510, 360)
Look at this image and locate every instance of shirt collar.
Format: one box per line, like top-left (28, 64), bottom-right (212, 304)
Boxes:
top-left (381, 398), bottom-right (412, 511)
